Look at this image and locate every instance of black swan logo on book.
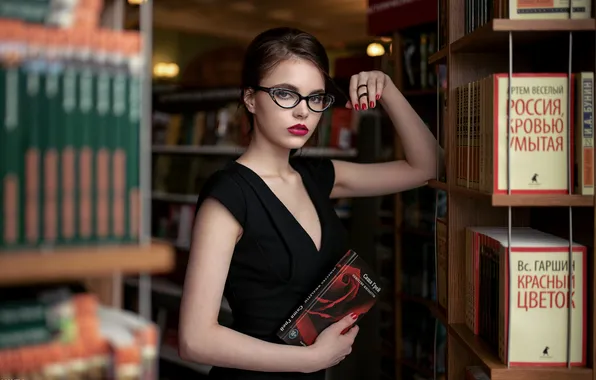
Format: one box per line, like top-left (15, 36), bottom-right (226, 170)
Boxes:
top-left (542, 346), bottom-right (550, 358)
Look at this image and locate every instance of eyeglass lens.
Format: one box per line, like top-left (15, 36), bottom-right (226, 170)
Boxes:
top-left (270, 88), bottom-right (333, 111)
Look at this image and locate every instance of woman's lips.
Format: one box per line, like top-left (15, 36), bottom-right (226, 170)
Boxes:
top-left (287, 124), bottom-right (309, 136)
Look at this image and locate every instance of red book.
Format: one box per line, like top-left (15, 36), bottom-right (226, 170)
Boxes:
top-left (277, 250), bottom-right (383, 346)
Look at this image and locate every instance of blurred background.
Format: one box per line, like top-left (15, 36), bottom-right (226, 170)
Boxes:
top-left (0, 0), bottom-right (447, 379)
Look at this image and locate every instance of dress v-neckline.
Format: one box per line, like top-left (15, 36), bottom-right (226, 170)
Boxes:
top-left (232, 160), bottom-right (326, 254)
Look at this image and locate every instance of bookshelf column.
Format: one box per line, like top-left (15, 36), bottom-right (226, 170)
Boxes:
top-left (429, 0), bottom-right (596, 379)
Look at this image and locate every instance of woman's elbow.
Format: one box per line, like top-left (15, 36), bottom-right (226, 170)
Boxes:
top-left (178, 326), bottom-right (208, 362)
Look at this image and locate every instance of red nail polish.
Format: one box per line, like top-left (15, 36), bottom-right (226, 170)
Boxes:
top-left (354, 103), bottom-right (359, 110)
top-left (350, 312), bottom-right (358, 319)
top-left (376, 94), bottom-right (380, 100)
top-left (370, 101), bottom-right (374, 108)
top-left (362, 103), bottom-right (367, 110)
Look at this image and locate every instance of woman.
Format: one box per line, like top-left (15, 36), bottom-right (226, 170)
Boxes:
top-left (179, 27), bottom-right (438, 379)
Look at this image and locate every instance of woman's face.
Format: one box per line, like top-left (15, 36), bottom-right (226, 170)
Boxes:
top-left (246, 58), bottom-right (326, 150)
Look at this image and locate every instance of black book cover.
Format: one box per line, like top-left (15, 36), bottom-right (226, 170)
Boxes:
top-left (277, 249), bottom-right (383, 346)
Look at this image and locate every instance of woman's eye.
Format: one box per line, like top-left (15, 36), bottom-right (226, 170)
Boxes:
top-left (276, 90), bottom-right (291, 98)
top-left (311, 96), bottom-right (323, 104)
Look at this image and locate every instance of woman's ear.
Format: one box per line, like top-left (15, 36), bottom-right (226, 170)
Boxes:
top-left (243, 88), bottom-right (256, 113)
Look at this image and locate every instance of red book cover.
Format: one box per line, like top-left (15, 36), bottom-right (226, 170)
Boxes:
top-left (277, 249), bottom-right (383, 346)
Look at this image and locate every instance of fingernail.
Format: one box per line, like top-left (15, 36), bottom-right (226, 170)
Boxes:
top-left (369, 101), bottom-right (374, 108)
top-left (350, 312), bottom-right (358, 319)
top-left (376, 94), bottom-right (380, 100)
top-left (354, 103), bottom-right (359, 110)
top-left (361, 103), bottom-right (367, 110)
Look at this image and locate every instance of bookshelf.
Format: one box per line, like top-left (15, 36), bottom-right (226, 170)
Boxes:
top-left (383, 22), bottom-right (448, 380)
top-left (0, 0), bottom-right (176, 377)
top-left (427, 0), bottom-right (596, 379)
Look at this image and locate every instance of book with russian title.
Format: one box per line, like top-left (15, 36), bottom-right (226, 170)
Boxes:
top-left (277, 249), bottom-right (383, 346)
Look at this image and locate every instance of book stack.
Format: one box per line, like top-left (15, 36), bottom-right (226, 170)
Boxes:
top-left (464, 0), bottom-right (592, 34)
top-left (464, 226), bottom-right (587, 366)
top-left (454, 72), bottom-right (594, 195)
top-left (0, 0), bottom-right (146, 251)
top-left (0, 284), bottom-right (158, 378)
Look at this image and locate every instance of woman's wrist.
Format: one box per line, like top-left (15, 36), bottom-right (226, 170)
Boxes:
top-left (301, 345), bottom-right (323, 373)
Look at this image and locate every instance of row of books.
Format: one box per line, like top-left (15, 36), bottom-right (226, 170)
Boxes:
top-left (454, 72), bottom-right (593, 195)
top-left (402, 31), bottom-right (439, 91)
top-left (0, 21), bottom-right (145, 250)
top-left (0, 284), bottom-right (158, 378)
top-left (463, 226), bottom-right (586, 366)
top-left (1, 0), bottom-right (103, 29)
top-left (153, 105), bottom-right (358, 150)
top-left (465, 0), bottom-right (592, 35)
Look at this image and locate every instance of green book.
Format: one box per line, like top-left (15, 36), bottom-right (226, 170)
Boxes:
top-left (44, 49), bottom-right (63, 247)
top-left (112, 35), bottom-right (129, 243)
top-left (95, 40), bottom-right (111, 244)
top-left (61, 37), bottom-right (78, 245)
top-left (3, 59), bottom-right (23, 249)
top-left (126, 32), bottom-right (142, 243)
top-left (21, 35), bottom-right (45, 248)
top-left (78, 38), bottom-right (95, 244)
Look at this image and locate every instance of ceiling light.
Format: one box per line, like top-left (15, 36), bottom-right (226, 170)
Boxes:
top-left (128, 0), bottom-right (145, 4)
top-left (366, 42), bottom-right (385, 57)
top-left (153, 62), bottom-right (179, 78)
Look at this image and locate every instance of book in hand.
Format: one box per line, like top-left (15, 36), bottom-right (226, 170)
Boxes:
top-left (277, 249), bottom-right (383, 346)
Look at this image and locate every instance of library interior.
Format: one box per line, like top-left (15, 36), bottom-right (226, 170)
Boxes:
top-left (0, 0), bottom-right (594, 379)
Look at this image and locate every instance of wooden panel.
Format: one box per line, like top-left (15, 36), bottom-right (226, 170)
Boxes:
top-left (451, 324), bottom-right (593, 380)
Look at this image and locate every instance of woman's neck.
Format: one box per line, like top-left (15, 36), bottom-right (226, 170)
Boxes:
top-left (238, 132), bottom-right (294, 178)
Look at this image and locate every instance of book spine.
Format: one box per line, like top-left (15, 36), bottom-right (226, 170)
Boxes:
top-left (3, 61), bottom-right (22, 249)
top-left (79, 51), bottom-right (94, 243)
top-left (44, 51), bottom-right (61, 247)
top-left (0, 48), bottom-right (5, 249)
top-left (61, 42), bottom-right (77, 245)
top-left (112, 47), bottom-right (127, 242)
top-left (127, 34), bottom-right (141, 242)
top-left (575, 72), bottom-right (594, 195)
top-left (95, 37), bottom-right (110, 244)
top-left (23, 43), bottom-right (43, 247)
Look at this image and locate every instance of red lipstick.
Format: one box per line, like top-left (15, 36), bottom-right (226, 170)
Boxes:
top-left (287, 124), bottom-right (309, 136)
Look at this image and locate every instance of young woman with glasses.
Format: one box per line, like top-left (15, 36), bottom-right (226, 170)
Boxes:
top-left (179, 27), bottom-right (438, 380)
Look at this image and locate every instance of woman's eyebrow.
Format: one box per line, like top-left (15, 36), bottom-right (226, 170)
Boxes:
top-left (270, 83), bottom-right (325, 94)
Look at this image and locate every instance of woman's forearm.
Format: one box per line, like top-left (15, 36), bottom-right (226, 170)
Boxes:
top-left (380, 79), bottom-right (439, 179)
top-left (179, 324), bottom-right (319, 373)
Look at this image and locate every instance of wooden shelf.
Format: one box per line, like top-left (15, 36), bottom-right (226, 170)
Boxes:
top-left (451, 19), bottom-right (595, 54)
top-left (450, 324), bottom-right (592, 380)
top-left (0, 242), bottom-right (175, 286)
top-left (429, 47), bottom-right (447, 64)
top-left (448, 186), bottom-right (594, 207)
top-left (491, 193), bottom-right (594, 207)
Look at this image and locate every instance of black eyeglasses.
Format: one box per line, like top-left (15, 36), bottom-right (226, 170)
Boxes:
top-left (254, 86), bottom-right (335, 113)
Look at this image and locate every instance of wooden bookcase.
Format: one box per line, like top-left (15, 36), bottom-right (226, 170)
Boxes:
top-left (427, 1), bottom-right (596, 380)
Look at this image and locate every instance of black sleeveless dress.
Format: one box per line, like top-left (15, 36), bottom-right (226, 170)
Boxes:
top-left (193, 156), bottom-right (350, 380)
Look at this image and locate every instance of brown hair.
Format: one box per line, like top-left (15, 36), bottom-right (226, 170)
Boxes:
top-left (240, 27), bottom-right (330, 133)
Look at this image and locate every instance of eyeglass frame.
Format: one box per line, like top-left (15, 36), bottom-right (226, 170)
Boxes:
top-left (252, 85), bottom-right (335, 113)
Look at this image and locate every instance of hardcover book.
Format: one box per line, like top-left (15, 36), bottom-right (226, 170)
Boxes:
top-left (277, 249), bottom-right (383, 346)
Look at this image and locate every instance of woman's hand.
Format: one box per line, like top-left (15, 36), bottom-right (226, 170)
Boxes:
top-left (347, 70), bottom-right (392, 111)
top-left (304, 313), bottom-right (360, 373)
